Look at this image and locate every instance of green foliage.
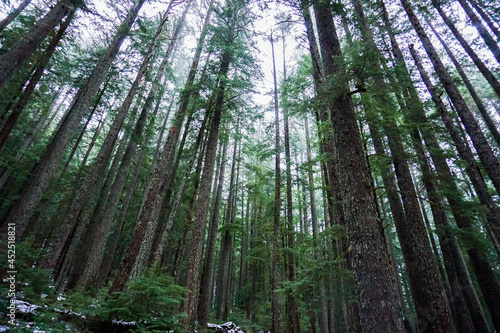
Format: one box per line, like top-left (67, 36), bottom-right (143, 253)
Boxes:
top-left (0, 261), bottom-right (185, 332)
top-left (0, 238), bottom-right (55, 305)
top-left (103, 268), bottom-right (187, 331)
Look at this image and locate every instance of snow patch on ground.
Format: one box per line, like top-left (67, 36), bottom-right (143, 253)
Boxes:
top-left (207, 321), bottom-right (245, 333)
top-left (111, 319), bottom-right (136, 326)
top-left (16, 300), bottom-right (41, 313)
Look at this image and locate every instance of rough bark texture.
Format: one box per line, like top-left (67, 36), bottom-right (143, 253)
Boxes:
top-left (107, 0), bottom-right (199, 294)
top-left (153, 113), bottom-right (208, 265)
top-left (381, 13), bottom-right (496, 331)
top-left (47, 3), bottom-right (169, 281)
top-left (352, 2), bottom-right (452, 331)
top-left (311, 2), bottom-right (405, 331)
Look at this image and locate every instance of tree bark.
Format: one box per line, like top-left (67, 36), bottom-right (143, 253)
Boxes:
top-left (45, 4), bottom-right (171, 278)
top-left (352, 2), bottom-right (452, 331)
top-left (311, 1), bottom-right (405, 331)
top-left (182, 44), bottom-right (233, 329)
top-left (107, 0), bottom-right (211, 294)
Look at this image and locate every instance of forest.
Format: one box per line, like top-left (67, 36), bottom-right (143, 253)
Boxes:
top-left (0, 0), bottom-right (499, 331)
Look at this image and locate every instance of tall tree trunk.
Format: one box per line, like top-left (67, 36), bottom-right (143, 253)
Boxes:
top-left (215, 135), bottom-right (238, 320)
top-left (97, 146), bottom-right (144, 288)
top-left (113, 1), bottom-right (194, 280)
top-left (197, 136), bottom-right (229, 326)
top-left (270, 32), bottom-right (283, 333)
top-left (311, 2), bottom-right (405, 331)
top-left (0, 10), bottom-right (74, 151)
top-left (108, 1), bottom-right (212, 294)
top-left (304, 117), bottom-right (329, 333)
top-left (0, 0), bottom-right (78, 89)
top-left (352, 2), bottom-right (452, 331)
top-left (411, 45), bottom-right (500, 332)
top-left (182, 40), bottom-right (233, 328)
top-left (457, 0), bottom-right (500, 64)
top-left (0, 0), bottom-right (145, 240)
top-left (0, 0), bottom-right (33, 33)
top-left (281, 28), bottom-right (301, 333)
top-left (382, 11), bottom-right (498, 331)
top-left (402, 0), bottom-right (500, 197)
top-left (303, 3), bottom-right (358, 330)
top-left (431, 0), bottom-right (500, 99)
top-left (427, 19), bottom-right (500, 147)
top-left (45, 5), bottom-right (171, 277)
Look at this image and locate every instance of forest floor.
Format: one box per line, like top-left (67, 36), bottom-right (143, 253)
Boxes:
top-left (1, 299), bottom-right (246, 332)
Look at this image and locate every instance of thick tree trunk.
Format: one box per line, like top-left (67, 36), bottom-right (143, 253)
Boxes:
top-left (153, 113), bottom-right (209, 266)
top-left (354, 0), bottom-right (453, 332)
top-left (303, 3), bottom-right (356, 330)
top-left (352, 2), bottom-right (452, 331)
top-left (45, 5), bottom-right (170, 279)
top-left (0, 0), bottom-right (78, 89)
top-left (382, 12), bottom-right (498, 331)
top-left (311, 2), bottom-right (405, 331)
top-left (96, 147), bottom-right (144, 288)
top-left (0, 0), bottom-right (145, 241)
top-left (107, 1), bottom-right (211, 294)
top-left (114, 2), bottom-right (194, 280)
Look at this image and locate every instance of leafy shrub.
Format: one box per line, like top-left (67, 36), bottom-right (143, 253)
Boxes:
top-left (100, 268), bottom-right (187, 331)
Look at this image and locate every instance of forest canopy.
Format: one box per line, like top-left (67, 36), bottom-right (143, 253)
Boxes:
top-left (0, 0), bottom-right (499, 332)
